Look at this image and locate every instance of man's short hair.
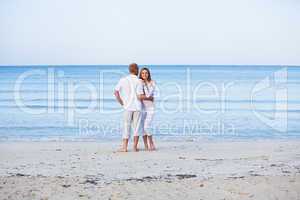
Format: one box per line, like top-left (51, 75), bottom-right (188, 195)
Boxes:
top-left (129, 63), bottom-right (138, 75)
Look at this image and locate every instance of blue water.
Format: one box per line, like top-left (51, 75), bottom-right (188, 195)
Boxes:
top-left (0, 65), bottom-right (299, 141)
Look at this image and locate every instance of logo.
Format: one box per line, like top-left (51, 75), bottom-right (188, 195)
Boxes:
top-left (251, 68), bottom-right (288, 132)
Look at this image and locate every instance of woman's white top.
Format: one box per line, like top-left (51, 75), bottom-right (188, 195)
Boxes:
top-left (142, 80), bottom-right (155, 111)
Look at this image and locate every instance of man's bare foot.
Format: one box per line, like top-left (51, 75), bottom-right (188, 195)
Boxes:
top-left (133, 147), bottom-right (139, 152)
top-left (116, 148), bottom-right (128, 152)
top-left (143, 135), bottom-right (149, 151)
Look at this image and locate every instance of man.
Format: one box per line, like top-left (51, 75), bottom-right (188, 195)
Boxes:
top-left (114, 63), bottom-right (153, 152)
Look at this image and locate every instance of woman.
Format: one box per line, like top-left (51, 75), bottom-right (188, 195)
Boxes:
top-left (139, 67), bottom-right (156, 151)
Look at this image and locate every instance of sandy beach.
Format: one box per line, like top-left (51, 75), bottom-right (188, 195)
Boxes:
top-left (0, 139), bottom-right (300, 200)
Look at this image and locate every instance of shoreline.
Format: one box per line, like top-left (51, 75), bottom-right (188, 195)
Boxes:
top-left (1, 135), bottom-right (300, 143)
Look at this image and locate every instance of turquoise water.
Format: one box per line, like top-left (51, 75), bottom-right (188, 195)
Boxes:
top-left (0, 65), bottom-right (299, 140)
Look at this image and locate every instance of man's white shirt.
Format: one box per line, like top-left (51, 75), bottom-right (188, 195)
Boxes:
top-left (115, 74), bottom-right (144, 111)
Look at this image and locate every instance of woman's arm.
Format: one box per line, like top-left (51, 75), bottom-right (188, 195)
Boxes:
top-left (145, 80), bottom-right (155, 98)
top-left (137, 80), bottom-right (153, 101)
top-left (138, 94), bottom-right (154, 101)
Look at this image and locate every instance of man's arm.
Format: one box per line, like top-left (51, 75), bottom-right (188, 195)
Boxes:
top-left (114, 90), bottom-right (124, 106)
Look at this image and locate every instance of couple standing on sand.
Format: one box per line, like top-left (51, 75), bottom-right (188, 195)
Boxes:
top-left (114, 63), bottom-right (156, 152)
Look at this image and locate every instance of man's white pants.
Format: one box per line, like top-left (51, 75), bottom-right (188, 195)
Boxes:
top-left (123, 110), bottom-right (142, 139)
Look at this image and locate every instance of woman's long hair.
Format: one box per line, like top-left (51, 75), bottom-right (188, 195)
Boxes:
top-left (139, 67), bottom-right (152, 81)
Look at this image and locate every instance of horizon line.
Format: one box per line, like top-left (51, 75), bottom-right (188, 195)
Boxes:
top-left (1, 64), bottom-right (300, 67)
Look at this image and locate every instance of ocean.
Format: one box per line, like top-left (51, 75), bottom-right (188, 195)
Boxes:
top-left (0, 65), bottom-right (299, 141)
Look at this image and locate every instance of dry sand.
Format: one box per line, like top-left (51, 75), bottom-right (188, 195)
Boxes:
top-left (1, 139), bottom-right (300, 200)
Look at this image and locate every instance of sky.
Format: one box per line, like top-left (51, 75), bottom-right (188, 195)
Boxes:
top-left (0, 0), bottom-right (300, 66)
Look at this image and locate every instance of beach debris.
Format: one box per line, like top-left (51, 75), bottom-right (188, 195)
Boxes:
top-left (124, 174), bottom-right (197, 182)
top-left (15, 173), bottom-right (30, 177)
top-left (195, 158), bottom-right (223, 162)
top-left (82, 176), bottom-right (101, 185)
top-left (294, 166), bottom-right (300, 173)
top-left (83, 179), bottom-right (98, 185)
top-left (195, 158), bottom-right (208, 161)
top-left (226, 176), bottom-right (245, 180)
top-left (249, 173), bottom-right (263, 177)
top-left (143, 176), bottom-right (156, 181)
top-left (126, 178), bottom-right (144, 182)
top-left (282, 170), bottom-right (291, 174)
top-left (62, 184), bottom-right (71, 188)
top-left (270, 163), bottom-right (285, 167)
top-left (55, 149), bottom-right (62, 151)
top-left (175, 174), bottom-right (197, 179)
top-left (97, 173), bottom-right (104, 177)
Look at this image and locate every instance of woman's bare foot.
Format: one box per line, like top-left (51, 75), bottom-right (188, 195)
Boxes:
top-left (149, 145), bottom-right (156, 151)
top-left (148, 136), bottom-right (156, 151)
